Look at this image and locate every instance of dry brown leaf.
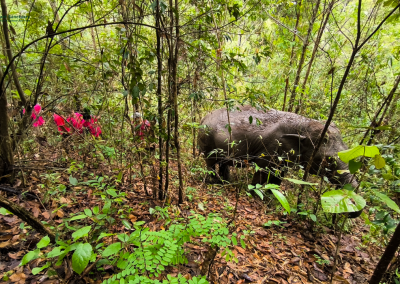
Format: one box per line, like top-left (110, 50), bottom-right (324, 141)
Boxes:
top-left (57, 210), bottom-right (65, 218)
top-left (32, 206), bottom-right (40, 217)
top-left (9, 272), bottom-right (26, 283)
top-left (42, 211), bottom-right (50, 219)
top-left (0, 240), bottom-right (12, 248)
top-left (8, 251), bottom-right (24, 259)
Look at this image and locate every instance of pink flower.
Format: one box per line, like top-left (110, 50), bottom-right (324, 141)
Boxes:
top-left (23, 109), bottom-right (26, 114)
top-left (53, 114), bottom-right (70, 134)
top-left (67, 113), bottom-right (85, 133)
top-left (31, 104), bottom-right (45, 127)
top-left (89, 125), bottom-right (102, 137)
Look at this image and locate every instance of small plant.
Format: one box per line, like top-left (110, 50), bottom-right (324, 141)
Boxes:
top-left (263, 220), bottom-right (287, 228)
top-left (314, 254), bottom-right (330, 266)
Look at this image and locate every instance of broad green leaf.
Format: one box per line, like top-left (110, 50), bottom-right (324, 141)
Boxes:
top-left (72, 226), bottom-right (91, 241)
top-left (264, 184), bottom-right (280, 189)
top-left (121, 219), bottom-right (131, 230)
top-left (106, 188), bottom-right (118, 197)
top-left (97, 233), bottom-right (115, 241)
top-left (253, 189), bottom-right (264, 200)
top-left (0, 207), bottom-right (12, 215)
top-left (309, 214), bottom-right (317, 222)
top-left (103, 201), bottom-right (111, 214)
top-left (321, 190), bottom-right (366, 214)
top-left (338, 145), bottom-right (380, 163)
top-left (32, 262), bottom-right (50, 275)
top-left (349, 159), bottom-right (362, 174)
top-left (47, 247), bottom-right (63, 258)
top-left (70, 215), bottom-right (88, 221)
top-left (69, 176), bottom-right (78, 186)
top-left (231, 236), bottom-right (237, 246)
top-left (93, 206), bottom-right (99, 215)
top-left (374, 154), bottom-right (386, 169)
top-left (271, 189), bottom-right (290, 214)
top-left (20, 249), bottom-right (40, 265)
top-left (248, 116), bottom-right (253, 124)
top-left (285, 178), bottom-right (317, 186)
top-left (102, 242), bottom-right (122, 257)
top-left (84, 209), bottom-right (92, 217)
top-left (373, 190), bottom-right (400, 214)
top-left (72, 243), bottom-right (92, 275)
top-left (240, 239), bottom-right (246, 249)
top-left (36, 236), bottom-right (50, 249)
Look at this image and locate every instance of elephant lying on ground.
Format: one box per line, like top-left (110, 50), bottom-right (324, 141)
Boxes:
top-left (198, 105), bottom-right (357, 189)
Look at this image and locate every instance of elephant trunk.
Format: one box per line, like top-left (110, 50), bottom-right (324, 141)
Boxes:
top-left (335, 159), bottom-right (359, 189)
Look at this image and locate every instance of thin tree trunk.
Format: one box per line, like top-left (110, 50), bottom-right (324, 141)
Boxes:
top-left (1, 0), bottom-right (26, 107)
top-left (173, 0), bottom-right (184, 204)
top-left (282, 0), bottom-right (302, 111)
top-left (0, 70), bottom-right (14, 183)
top-left (369, 222), bottom-right (400, 284)
top-left (296, 0), bottom-right (335, 113)
top-left (287, 0), bottom-right (321, 113)
top-left (156, 0), bottom-right (164, 200)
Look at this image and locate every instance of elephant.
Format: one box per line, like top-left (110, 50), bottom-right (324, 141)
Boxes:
top-left (198, 105), bottom-right (358, 189)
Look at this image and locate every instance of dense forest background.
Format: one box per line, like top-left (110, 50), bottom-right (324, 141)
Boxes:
top-left (1, 0), bottom-right (400, 283)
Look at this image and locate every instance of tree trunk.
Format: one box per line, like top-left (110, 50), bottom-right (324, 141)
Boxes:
top-left (287, 0), bottom-right (321, 113)
top-left (0, 70), bottom-right (14, 183)
top-left (369, 222), bottom-right (400, 284)
top-left (0, 194), bottom-right (55, 242)
top-left (1, 0), bottom-right (26, 107)
top-left (296, 0), bottom-right (335, 113)
top-left (155, 0), bottom-right (164, 200)
top-left (173, 0), bottom-right (184, 204)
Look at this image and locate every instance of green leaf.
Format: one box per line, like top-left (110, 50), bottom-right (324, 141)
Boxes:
top-left (97, 233), bottom-right (115, 241)
top-left (93, 206), bottom-right (99, 215)
top-left (121, 219), bottom-right (132, 230)
top-left (338, 145), bottom-right (380, 163)
top-left (69, 176), bottom-right (78, 186)
top-left (253, 189), bottom-right (264, 200)
top-left (47, 247), bottom-right (63, 258)
top-left (231, 236), bottom-right (237, 246)
top-left (271, 189), bottom-right (290, 214)
top-left (373, 190), bottom-right (400, 214)
top-left (321, 190), bottom-right (366, 214)
top-left (72, 243), bottom-right (92, 275)
top-left (349, 159), bottom-right (362, 174)
top-left (284, 178), bottom-right (317, 186)
top-left (36, 236), bottom-right (50, 249)
top-left (106, 188), bottom-right (118, 198)
top-left (70, 215), bottom-right (88, 221)
top-left (248, 116), bottom-right (253, 124)
top-left (309, 214), bottom-right (317, 222)
top-left (374, 154), bottom-right (386, 169)
top-left (84, 209), bottom-right (92, 217)
top-left (32, 262), bottom-right (50, 275)
top-left (240, 239), bottom-right (246, 249)
top-left (20, 249), bottom-right (40, 265)
top-left (102, 242), bottom-right (122, 257)
top-left (0, 207), bottom-right (12, 215)
top-left (72, 226), bottom-right (92, 241)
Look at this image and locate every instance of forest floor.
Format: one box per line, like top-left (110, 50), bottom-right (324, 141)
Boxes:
top-left (0, 144), bottom-right (383, 284)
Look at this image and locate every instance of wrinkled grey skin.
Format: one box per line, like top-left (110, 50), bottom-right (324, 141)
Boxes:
top-left (198, 106), bottom-right (358, 188)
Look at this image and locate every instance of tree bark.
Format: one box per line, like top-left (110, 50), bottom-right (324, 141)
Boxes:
top-left (0, 69), bottom-right (14, 183)
top-left (288, 0), bottom-right (321, 113)
top-left (369, 222), bottom-right (400, 284)
top-left (1, 0), bottom-right (26, 107)
top-left (0, 194), bottom-right (55, 242)
top-left (155, 0), bottom-right (164, 200)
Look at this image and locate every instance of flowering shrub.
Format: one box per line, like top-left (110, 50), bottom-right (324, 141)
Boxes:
top-left (24, 104), bottom-right (45, 127)
top-left (53, 112), bottom-right (101, 137)
top-left (136, 119), bottom-right (151, 140)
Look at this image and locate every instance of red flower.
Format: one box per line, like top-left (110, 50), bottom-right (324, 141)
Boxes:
top-left (67, 113), bottom-right (85, 133)
top-left (53, 114), bottom-right (70, 133)
top-left (31, 104), bottom-right (45, 127)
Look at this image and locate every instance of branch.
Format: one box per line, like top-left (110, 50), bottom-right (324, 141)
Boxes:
top-left (0, 21), bottom-right (158, 92)
top-left (0, 194), bottom-right (55, 243)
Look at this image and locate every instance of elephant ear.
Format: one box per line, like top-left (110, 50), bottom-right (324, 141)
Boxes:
top-left (281, 134), bottom-right (307, 140)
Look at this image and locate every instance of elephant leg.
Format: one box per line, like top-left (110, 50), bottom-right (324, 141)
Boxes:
top-left (218, 162), bottom-right (230, 183)
top-left (205, 159), bottom-right (219, 184)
